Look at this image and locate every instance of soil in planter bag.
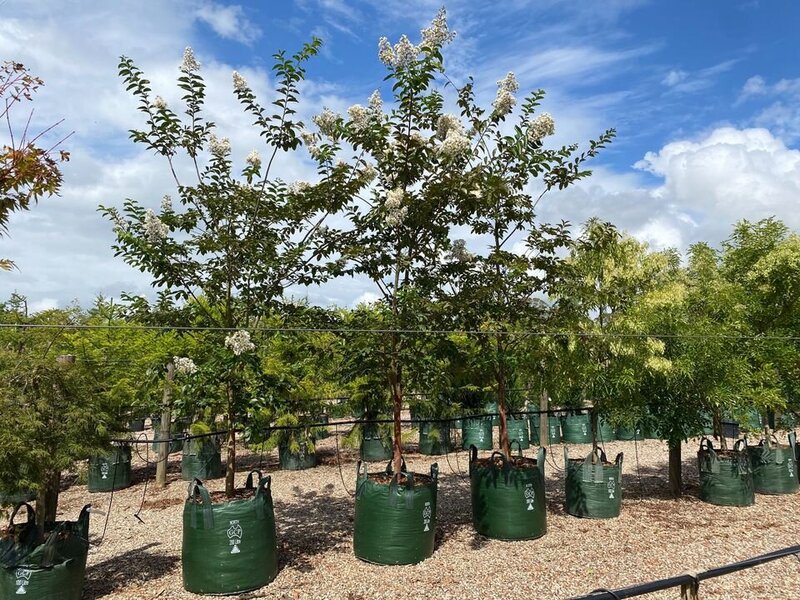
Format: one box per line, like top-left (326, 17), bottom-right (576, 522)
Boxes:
top-left (462, 416), bottom-right (493, 450)
top-left (360, 423), bottom-right (392, 461)
top-left (182, 436), bottom-right (224, 481)
top-left (353, 459), bottom-right (438, 565)
top-left (418, 421), bottom-right (450, 455)
top-left (565, 448), bottom-right (623, 519)
top-left (469, 445), bottom-right (547, 540)
top-left (747, 432), bottom-right (799, 495)
top-left (279, 441), bottom-right (317, 470)
top-left (183, 471), bottom-right (278, 595)
top-left (697, 438), bottom-right (754, 506)
top-left (561, 412), bottom-right (592, 444)
top-left (506, 414), bottom-right (530, 450)
top-left (88, 444), bottom-right (133, 492)
top-left (0, 503), bottom-right (90, 600)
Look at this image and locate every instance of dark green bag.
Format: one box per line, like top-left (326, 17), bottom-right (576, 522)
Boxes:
top-left (506, 414), bottom-right (530, 450)
top-left (561, 413), bottom-right (591, 444)
top-left (418, 421), bottom-right (450, 455)
top-left (279, 441), bottom-right (317, 470)
top-left (151, 419), bottom-right (185, 454)
top-left (128, 418), bottom-right (146, 432)
top-left (462, 417), bottom-right (493, 450)
top-left (565, 448), bottom-right (623, 519)
top-left (0, 503), bottom-right (90, 600)
top-left (616, 423), bottom-right (645, 441)
top-left (312, 414), bottom-right (330, 440)
top-left (353, 460), bottom-right (438, 565)
top-left (697, 438), bottom-right (754, 506)
top-left (470, 446), bottom-right (547, 540)
top-left (182, 436), bottom-right (224, 480)
top-left (597, 417), bottom-right (616, 442)
top-left (88, 445), bottom-right (132, 493)
top-left (182, 471), bottom-right (278, 595)
top-left (530, 414), bottom-right (562, 445)
top-left (360, 424), bottom-right (392, 461)
top-left (747, 432), bottom-right (799, 495)
top-left (484, 400), bottom-right (500, 425)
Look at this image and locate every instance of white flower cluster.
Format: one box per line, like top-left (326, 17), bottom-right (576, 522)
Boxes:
top-left (421, 8), bottom-right (456, 48)
top-left (436, 114), bottom-right (462, 140)
top-left (347, 104), bottom-right (371, 132)
top-left (300, 130), bottom-right (317, 147)
top-left (493, 72), bottom-right (519, 116)
top-left (436, 114), bottom-right (470, 158)
top-left (449, 239), bottom-right (473, 262)
top-left (110, 209), bottom-right (128, 232)
top-left (153, 96), bottom-right (167, 110)
top-left (360, 163), bottom-right (377, 182)
top-left (410, 131), bottom-right (428, 145)
top-left (208, 134), bottom-right (231, 158)
top-left (384, 188), bottom-right (407, 227)
top-left (368, 90), bottom-right (382, 113)
top-left (312, 108), bottom-right (339, 138)
top-left (378, 35), bottom-right (419, 68)
top-left (288, 181), bottom-right (311, 194)
top-left (246, 149), bottom-right (261, 169)
top-left (225, 329), bottom-right (255, 355)
top-left (144, 209), bottom-right (168, 243)
top-left (232, 70), bottom-right (248, 92)
top-left (173, 356), bottom-right (197, 375)
top-left (528, 112), bottom-right (555, 141)
top-left (181, 47), bottom-right (200, 73)
top-left (160, 195), bottom-right (173, 212)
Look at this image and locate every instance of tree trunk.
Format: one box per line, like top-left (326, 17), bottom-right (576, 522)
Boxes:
top-left (36, 469), bottom-right (60, 538)
top-left (591, 407), bottom-right (599, 462)
top-left (391, 379), bottom-right (403, 476)
top-left (539, 389), bottom-right (549, 447)
top-left (497, 369), bottom-right (511, 458)
top-left (156, 361), bottom-right (175, 489)
top-left (668, 442), bottom-right (682, 498)
top-left (712, 408), bottom-right (727, 451)
top-left (225, 380), bottom-right (236, 497)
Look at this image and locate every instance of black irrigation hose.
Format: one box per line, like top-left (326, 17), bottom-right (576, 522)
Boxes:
top-left (133, 433), bottom-right (152, 524)
top-left (567, 544), bottom-right (800, 599)
top-left (91, 460), bottom-right (116, 547)
top-left (333, 424), bottom-right (355, 498)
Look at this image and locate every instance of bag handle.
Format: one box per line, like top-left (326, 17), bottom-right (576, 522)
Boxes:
top-left (468, 444), bottom-right (478, 475)
top-left (254, 475), bottom-right (271, 520)
top-left (8, 502), bottom-right (35, 527)
top-left (699, 437), bottom-right (714, 452)
top-left (537, 447), bottom-right (546, 481)
top-left (615, 452), bottom-right (624, 483)
top-left (732, 438), bottom-right (747, 453)
top-left (430, 463), bottom-right (439, 481)
top-left (245, 470), bottom-right (263, 490)
top-left (355, 460), bottom-right (368, 498)
top-left (385, 457), bottom-right (407, 476)
top-left (187, 479), bottom-right (213, 529)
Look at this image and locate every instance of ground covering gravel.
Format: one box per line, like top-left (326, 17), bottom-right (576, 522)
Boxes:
top-left (45, 422), bottom-right (800, 599)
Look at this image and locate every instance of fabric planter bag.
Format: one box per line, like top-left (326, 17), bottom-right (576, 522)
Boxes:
top-left (462, 417), bottom-right (493, 450)
top-left (484, 400), bottom-right (500, 426)
top-left (353, 460), bottom-right (438, 565)
top-left (597, 417), bottom-right (616, 443)
top-left (470, 447), bottom-right (547, 540)
top-left (506, 414), bottom-right (530, 450)
top-left (697, 438), bottom-right (754, 507)
top-left (151, 418), bottom-right (185, 454)
top-left (182, 471), bottom-right (278, 595)
top-left (0, 503), bottom-right (90, 600)
top-left (418, 421), bottom-right (451, 455)
top-left (182, 436), bottom-right (224, 481)
top-left (616, 423), bottom-right (645, 441)
top-left (360, 424), bottom-right (392, 462)
top-left (530, 414), bottom-right (562, 445)
top-left (279, 441), bottom-right (317, 471)
top-left (88, 445), bottom-right (133, 493)
top-left (564, 448), bottom-right (623, 519)
top-left (128, 418), bottom-right (146, 432)
top-left (312, 414), bottom-right (330, 440)
top-left (561, 413), bottom-right (592, 444)
top-left (747, 432), bottom-right (799, 495)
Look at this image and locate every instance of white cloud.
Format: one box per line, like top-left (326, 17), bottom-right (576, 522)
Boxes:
top-left (195, 2), bottom-right (261, 44)
top-left (741, 75), bottom-right (766, 97)
top-left (739, 76), bottom-right (800, 142)
top-left (353, 291), bottom-right (380, 306)
top-left (662, 69), bottom-right (688, 87)
top-left (28, 298), bottom-right (59, 313)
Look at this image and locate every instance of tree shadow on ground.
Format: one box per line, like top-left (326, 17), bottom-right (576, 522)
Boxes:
top-left (84, 542), bottom-right (179, 599)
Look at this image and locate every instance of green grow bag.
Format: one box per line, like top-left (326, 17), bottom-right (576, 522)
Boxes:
top-left (484, 400), bottom-right (500, 425)
top-left (312, 414), bottom-right (330, 440)
top-left (616, 423), bottom-right (645, 441)
top-left (0, 503), bottom-right (90, 600)
top-left (452, 417), bottom-right (463, 430)
top-left (561, 413), bottom-right (591, 444)
top-left (183, 471), bottom-right (278, 595)
top-left (418, 421), bottom-right (450, 455)
top-left (88, 445), bottom-right (132, 493)
top-left (128, 418), bottom-right (145, 432)
top-left (151, 418), bottom-right (185, 454)
top-left (279, 441), bottom-right (317, 471)
top-left (182, 437), bottom-right (223, 481)
top-left (353, 460), bottom-right (438, 565)
top-left (0, 490), bottom-right (36, 506)
top-left (747, 433), bottom-right (799, 495)
top-left (505, 414), bottom-right (530, 450)
top-left (697, 438), bottom-right (754, 507)
top-left (462, 417), bottom-right (493, 450)
top-left (530, 415), bottom-right (562, 445)
top-left (360, 424), bottom-right (392, 461)
top-left (564, 448), bottom-right (623, 519)
top-left (597, 417), bottom-right (616, 443)
top-left (470, 447), bottom-right (547, 540)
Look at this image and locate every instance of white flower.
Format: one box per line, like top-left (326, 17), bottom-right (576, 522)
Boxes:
top-left (208, 134), bottom-right (231, 158)
top-left (384, 188), bottom-right (407, 227)
top-left (246, 149), bottom-right (261, 169)
top-left (312, 108), bottom-right (339, 138)
top-left (393, 35), bottom-right (419, 68)
top-left (497, 72), bottom-right (519, 93)
top-left (153, 96), bottom-right (167, 110)
top-left (360, 163), bottom-right (377, 182)
top-left (110, 210), bottom-right (128, 232)
top-left (529, 112), bottom-right (555, 141)
top-left (160, 195), bottom-right (173, 212)
top-left (436, 114), bottom-right (463, 140)
top-left (144, 209), bottom-right (168, 243)
top-left (368, 90), bottom-right (382, 114)
top-left (493, 88), bottom-right (516, 116)
top-left (300, 130), bottom-right (317, 147)
top-left (410, 131), bottom-right (428, 145)
top-left (439, 130), bottom-right (470, 158)
top-left (174, 356), bottom-right (197, 375)
top-left (180, 47), bottom-right (200, 73)
top-left (378, 37), bottom-right (394, 66)
top-left (449, 239), bottom-right (473, 262)
top-left (225, 330), bottom-right (255, 355)
top-left (307, 144), bottom-right (324, 161)
top-left (347, 104), bottom-right (371, 133)
top-left (288, 181), bottom-right (311, 194)
top-left (232, 70), bottom-right (248, 92)
top-left (421, 8), bottom-right (456, 49)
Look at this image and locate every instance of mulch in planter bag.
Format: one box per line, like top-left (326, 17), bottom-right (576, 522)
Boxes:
top-left (279, 441), bottom-right (317, 471)
top-left (561, 412), bottom-right (592, 444)
top-left (182, 436), bottom-right (224, 481)
top-left (418, 421), bottom-right (450, 455)
top-left (88, 444), bottom-right (132, 493)
top-left (353, 459), bottom-right (438, 565)
top-left (697, 438), bottom-right (754, 507)
top-left (565, 448), bottom-right (623, 519)
top-left (746, 432), bottom-right (799, 495)
top-left (470, 447), bottom-right (546, 540)
top-left (530, 414), bottom-right (562, 445)
top-left (462, 416), bottom-right (493, 450)
top-left (183, 471), bottom-right (278, 595)
top-left (0, 503), bottom-right (90, 600)
top-left (506, 414), bottom-right (530, 450)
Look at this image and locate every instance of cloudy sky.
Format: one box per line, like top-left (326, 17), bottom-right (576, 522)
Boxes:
top-left (2, 0), bottom-right (799, 311)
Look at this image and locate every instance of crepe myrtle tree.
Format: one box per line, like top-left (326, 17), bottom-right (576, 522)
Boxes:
top-left (101, 43), bottom-right (364, 495)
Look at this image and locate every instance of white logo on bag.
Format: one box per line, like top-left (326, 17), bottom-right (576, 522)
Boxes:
top-left (227, 520), bottom-right (243, 554)
top-left (100, 463), bottom-right (109, 480)
top-left (607, 477), bottom-right (616, 499)
top-left (524, 484), bottom-right (535, 511)
top-left (581, 424), bottom-right (587, 436)
top-left (789, 461), bottom-right (794, 478)
top-left (422, 502), bottom-right (432, 532)
top-left (15, 569), bottom-right (32, 595)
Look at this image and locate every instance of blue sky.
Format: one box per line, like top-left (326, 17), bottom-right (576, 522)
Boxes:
top-left (1, 0), bottom-right (799, 310)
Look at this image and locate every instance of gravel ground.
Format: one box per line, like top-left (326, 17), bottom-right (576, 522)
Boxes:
top-left (47, 424), bottom-right (800, 600)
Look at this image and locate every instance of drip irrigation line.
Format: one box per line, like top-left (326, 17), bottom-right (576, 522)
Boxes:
top-left (334, 423), bottom-right (355, 497)
top-left (633, 436), bottom-right (644, 500)
top-left (3, 321), bottom-right (799, 341)
top-left (93, 465), bottom-right (115, 547)
top-left (133, 433), bottom-right (150, 524)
